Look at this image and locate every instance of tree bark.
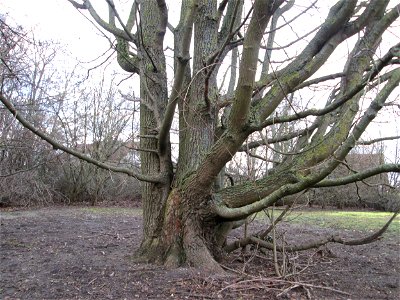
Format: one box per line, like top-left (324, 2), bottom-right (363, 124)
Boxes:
top-left (135, 0), bottom-right (173, 260)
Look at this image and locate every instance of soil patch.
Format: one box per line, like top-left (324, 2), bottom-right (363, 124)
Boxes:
top-left (1, 207), bottom-right (399, 299)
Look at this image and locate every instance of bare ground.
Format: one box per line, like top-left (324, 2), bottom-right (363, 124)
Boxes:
top-left (0, 206), bottom-right (399, 300)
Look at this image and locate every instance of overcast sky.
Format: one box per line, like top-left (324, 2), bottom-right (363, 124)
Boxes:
top-left (2, 0), bottom-right (109, 60)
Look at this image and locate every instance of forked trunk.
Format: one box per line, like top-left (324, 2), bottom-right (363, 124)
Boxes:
top-left (136, 189), bottom-right (225, 272)
top-left (137, 0), bottom-right (228, 272)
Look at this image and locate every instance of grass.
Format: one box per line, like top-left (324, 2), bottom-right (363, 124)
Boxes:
top-left (261, 208), bottom-right (400, 236)
top-left (81, 207), bottom-right (399, 236)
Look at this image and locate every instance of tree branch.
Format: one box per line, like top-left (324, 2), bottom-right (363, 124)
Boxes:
top-left (204, 0), bottom-right (246, 102)
top-left (0, 94), bottom-right (166, 183)
top-left (225, 204), bottom-right (292, 253)
top-left (228, 0), bottom-right (279, 132)
top-left (295, 72), bottom-right (345, 90)
top-left (216, 0), bottom-right (230, 25)
top-left (226, 207), bottom-right (398, 254)
top-left (126, 0), bottom-right (138, 32)
top-left (105, 0), bottom-right (137, 43)
top-left (238, 123), bottom-right (318, 152)
top-left (158, 0), bottom-right (198, 156)
top-left (358, 135), bottom-right (400, 146)
top-left (67, 0), bottom-right (135, 42)
top-left (257, 0), bottom-right (294, 88)
top-left (66, 0), bottom-right (86, 9)
top-left (156, 0), bottom-right (168, 46)
top-left (115, 38), bottom-right (140, 73)
top-left (213, 68), bottom-right (400, 220)
top-left (252, 0), bottom-right (359, 123)
top-left (255, 64), bottom-right (400, 130)
top-left (314, 163), bottom-right (400, 187)
top-left (67, 0), bottom-right (140, 74)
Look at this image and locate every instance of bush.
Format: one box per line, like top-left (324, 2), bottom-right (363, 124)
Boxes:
top-left (382, 193), bottom-right (400, 212)
top-left (0, 170), bottom-right (55, 207)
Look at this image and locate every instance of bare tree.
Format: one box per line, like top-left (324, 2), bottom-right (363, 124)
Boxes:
top-left (57, 78), bottom-right (141, 205)
top-left (0, 18), bottom-right (140, 206)
top-left (0, 18), bottom-right (62, 206)
top-left (1, 0), bottom-right (400, 271)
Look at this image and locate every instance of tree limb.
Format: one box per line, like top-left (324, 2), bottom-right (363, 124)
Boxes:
top-left (224, 204), bottom-right (292, 253)
top-left (126, 0), bottom-right (138, 32)
top-left (228, 0), bottom-right (279, 132)
top-left (155, 0), bottom-right (168, 46)
top-left (295, 72), bottom-right (345, 90)
top-left (0, 94), bottom-right (166, 183)
top-left (216, 0), bottom-right (230, 25)
top-left (253, 0), bottom-right (359, 123)
top-left (68, 0), bottom-right (135, 42)
top-left (255, 63), bottom-right (400, 130)
top-left (238, 123), bottom-right (318, 152)
top-left (357, 135), bottom-right (400, 146)
top-left (66, 0), bottom-right (86, 9)
top-left (105, 0), bottom-right (137, 43)
top-left (314, 163), bottom-right (400, 187)
top-left (213, 68), bottom-right (400, 219)
top-left (158, 0), bottom-right (198, 156)
top-left (115, 38), bottom-right (140, 73)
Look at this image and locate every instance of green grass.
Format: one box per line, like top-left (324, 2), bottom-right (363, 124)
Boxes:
top-left (261, 209), bottom-right (399, 236)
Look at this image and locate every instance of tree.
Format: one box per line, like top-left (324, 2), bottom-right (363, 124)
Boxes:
top-left (0, 18), bottom-right (140, 206)
top-left (57, 78), bottom-right (141, 205)
top-left (1, 0), bottom-right (400, 271)
top-left (0, 18), bottom-right (64, 206)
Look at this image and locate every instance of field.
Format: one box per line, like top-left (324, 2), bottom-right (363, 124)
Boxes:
top-left (1, 206), bottom-right (399, 299)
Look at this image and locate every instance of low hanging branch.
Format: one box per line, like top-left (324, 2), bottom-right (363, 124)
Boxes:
top-left (228, 209), bottom-right (398, 253)
top-left (225, 204), bottom-right (292, 253)
top-left (0, 94), bottom-right (166, 184)
top-left (213, 68), bottom-right (400, 220)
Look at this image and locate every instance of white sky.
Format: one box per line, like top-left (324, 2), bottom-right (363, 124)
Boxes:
top-left (2, 0), bottom-right (109, 60)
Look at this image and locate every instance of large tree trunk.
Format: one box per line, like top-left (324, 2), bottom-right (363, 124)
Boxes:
top-left (135, 0), bottom-right (173, 261)
top-left (136, 0), bottom-right (224, 271)
top-left (137, 187), bottom-right (225, 272)
top-left (160, 189), bottom-right (223, 271)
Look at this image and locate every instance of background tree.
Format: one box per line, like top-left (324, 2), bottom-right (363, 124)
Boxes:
top-left (0, 17), bottom-right (141, 206)
top-left (1, 0), bottom-right (399, 271)
top-left (0, 18), bottom-right (63, 205)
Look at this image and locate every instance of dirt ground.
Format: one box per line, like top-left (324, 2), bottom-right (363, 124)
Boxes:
top-left (0, 206), bottom-right (399, 300)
